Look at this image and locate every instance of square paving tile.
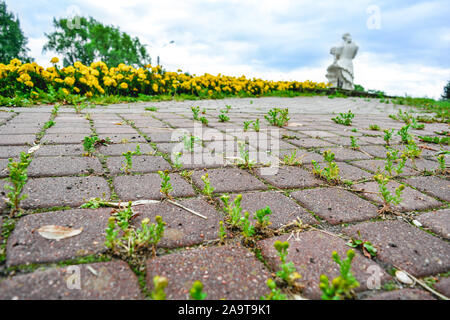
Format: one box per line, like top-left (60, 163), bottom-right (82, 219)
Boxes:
top-left (354, 180), bottom-right (443, 212)
top-left (343, 221), bottom-right (450, 277)
top-left (6, 208), bottom-right (111, 266)
top-left (221, 191), bottom-right (317, 228)
top-left (28, 156), bottom-right (103, 177)
top-left (0, 261), bottom-right (143, 300)
top-left (416, 208), bottom-right (450, 239)
top-left (257, 231), bottom-right (390, 299)
top-left (106, 156), bottom-right (171, 174)
top-left (146, 245), bottom-right (271, 300)
top-left (191, 168), bottom-right (267, 193)
top-left (291, 187), bottom-right (379, 224)
top-left (21, 176), bottom-right (111, 209)
top-left (403, 176), bottom-right (450, 202)
top-left (256, 166), bottom-right (322, 189)
top-left (132, 198), bottom-right (223, 248)
top-left (114, 173), bottom-right (195, 201)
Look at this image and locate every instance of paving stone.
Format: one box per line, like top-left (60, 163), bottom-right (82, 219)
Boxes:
top-left (0, 134), bottom-right (35, 146)
top-left (0, 261), bottom-right (143, 300)
top-left (21, 176), bottom-right (110, 209)
top-left (6, 208), bottom-right (111, 266)
top-left (403, 176), bottom-right (450, 202)
top-left (106, 156), bottom-right (171, 174)
top-left (350, 159), bottom-right (418, 176)
top-left (205, 140), bottom-right (257, 154)
top-left (365, 288), bottom-right (435, 300)
top-left (319, 147), bottom-right (372, 161)
top-left (291, 187), bottom-right (379, 224)
top-left (28, 156), bottom-right (103, 177)
top-left (171, 152), bottom-right (226, 169)
top-left (98, 143), bottom-right (155, 156)
top-left (304, 161), bottom-right (372, 181)
top-left (360, 145), bottom-right (391, 158)
top-left (46, 127), bottom-right (91, 134)
top-left (287, 138), bottom-right (335, 149)
top-left (434, 277), bottom-right (450, 297)
top-left (155, 142), bottom-right (207, 154)
top-left (222, 191), bottom-right (317, 228)
top-left (277, 149), bottom-right (324, 164)
top-left (42, 134), bottom-right (87, 144)
top-left (406, 158), bottom-right (440, 172)
top-left (359, 136), bottom-right (386, 145)
top-left (145, 131), bottom-right (186, 143)
top-left (247, 138), bottom-right (297, 152)
top-left (114, 173), bottom-right (195, 201)
top-left (191, 168), bottom-right (267, 193)
top-left (0, 126), bottom-right (42, 135)
top-left (98, 133), bottom-right (147, 144)
top-left (257, 231), bottom-right (390, 299)
top-left (96, 127), bottom-right (139, 134)
top-left (146, 245), bottom-right (271, 300)
top-left (34, 144), bottom-right (85, 157)
top-left (322, 136), bottom-right (373, 147)
top-left (0, 179), bottom-right (8, 213)
top-left (0, 145), bottom-right (29, 158)
top-left (343, 221), bottom-right (450, 277)
top-left (355, 180), bottom-right (443, 212)
top-left (132, 198), bottom-right (223, 248)
top-left (256, 166), bottom-right (322, 189)
top-left (416, 208), bottom-right (450, 239)
top-left (299, 131), bottom-right (338, 138)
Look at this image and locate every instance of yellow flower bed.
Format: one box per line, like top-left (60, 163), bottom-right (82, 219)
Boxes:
top-left (0, 58), bottom-right (331, 99)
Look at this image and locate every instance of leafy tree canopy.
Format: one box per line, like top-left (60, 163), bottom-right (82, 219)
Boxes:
top-left (43, 16), bottom-right (151, 67)
top-left (0, 1), bottom-right (30, 64)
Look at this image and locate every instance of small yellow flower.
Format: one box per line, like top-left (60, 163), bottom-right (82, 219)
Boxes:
top-left (64, 77), bottom-right (75, 86)
top-left (120, 82), bottom-right (128, 90)
top-left (50, 57), bottom-right (59, 64)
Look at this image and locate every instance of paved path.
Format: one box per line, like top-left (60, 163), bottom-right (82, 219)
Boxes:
top-left (0, 96), bottom-right (448, 300)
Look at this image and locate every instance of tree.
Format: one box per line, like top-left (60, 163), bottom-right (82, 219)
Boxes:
top-left (43, 16), bottom-right (151, 67)
top-left (0, 1), bottom-right (30, 64)
top-left (442, 81), bottom-right (450, 100)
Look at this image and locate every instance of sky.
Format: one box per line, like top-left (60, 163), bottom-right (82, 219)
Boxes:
top-left (5, 0), bottom-right (450, 98)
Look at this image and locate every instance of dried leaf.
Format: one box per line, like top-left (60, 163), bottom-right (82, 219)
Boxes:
top-left (37, 225), bottom-right (83, 241)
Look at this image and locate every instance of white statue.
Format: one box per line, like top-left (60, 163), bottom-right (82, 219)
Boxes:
top-left (326, 33), bottom-right (358, 90)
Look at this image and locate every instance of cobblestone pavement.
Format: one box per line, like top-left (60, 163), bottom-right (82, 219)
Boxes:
top-left (0, 96), bottom-right (449, 300)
